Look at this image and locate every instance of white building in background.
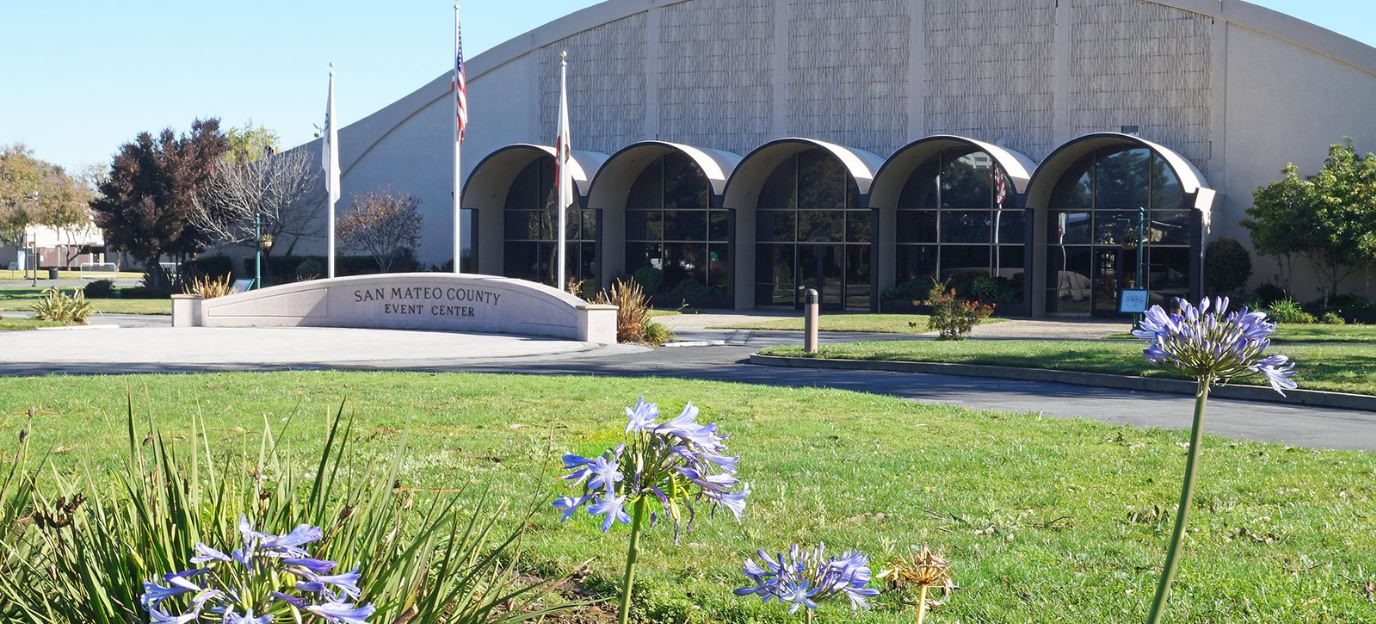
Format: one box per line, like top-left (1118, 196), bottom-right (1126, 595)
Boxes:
top-left (289, 0), bottom-right (1376, 315)
top-left (1, 223), bottom-right (106, 271)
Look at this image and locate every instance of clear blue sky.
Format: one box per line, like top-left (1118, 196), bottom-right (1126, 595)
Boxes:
top-left (2, 0), bottom-right (1371, 173)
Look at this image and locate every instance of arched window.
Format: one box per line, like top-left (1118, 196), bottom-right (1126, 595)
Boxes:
top-left (624, 152), bottom-right (730, 306)
top-left (894, 149), bottom-right (1024, 312)
top-left (754, 150), bottom-right (870, 310)
top-left (502, 157), bottom-right (598, 287)
top-left (1046, 147), bottom-right (1193, 315)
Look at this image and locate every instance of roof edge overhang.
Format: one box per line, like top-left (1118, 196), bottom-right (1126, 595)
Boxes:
top-left (461, 143), bottom-right (608, 205)
top-left (722, 138), bottom-right (886, 205)
top-left (588, 140), bottom-right (743, 198)
top-left (1029, 133), bottom-right (1216, 213)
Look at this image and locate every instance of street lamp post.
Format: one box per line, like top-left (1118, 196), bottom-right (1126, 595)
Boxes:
top-left (254, 212), bottom-right (262, 290)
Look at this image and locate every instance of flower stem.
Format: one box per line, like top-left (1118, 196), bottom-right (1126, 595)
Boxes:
top-left (916, 585), bottom-right (929, 624)
top-left (805, 609), bottom-right (815, 624)
top-left (617, 496), bottom-right (647, 624)
top-left (1146, 382), bottom-right (1210, 624)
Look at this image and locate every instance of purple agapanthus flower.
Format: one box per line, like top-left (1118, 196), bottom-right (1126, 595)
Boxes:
top-left (1134, 296), bottom-right (1297, 395)
top-left (140, 516), bottom-right (374, 623)
top-left (734, 543), bottom-right (881, 614)
top-left (554, 398), bottom-right (748, 541)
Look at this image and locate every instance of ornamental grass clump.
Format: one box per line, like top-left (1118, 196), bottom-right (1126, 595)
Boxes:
top-left (877, 544), bottom-right (954, 624)
top-left (141, 517), bottom-right (375, 623)
top-left (1133, 297), bottom-right (1296, 624)
top-left (555, 398), bottom-right (748, 624)
top-left (30, 287), bottom-right (94, 324)
top-left (733, 543), bottom-right (880, 623)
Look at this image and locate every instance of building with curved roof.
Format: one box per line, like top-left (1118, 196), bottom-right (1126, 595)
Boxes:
top-left (305, 0), bottom-right (1376, 315)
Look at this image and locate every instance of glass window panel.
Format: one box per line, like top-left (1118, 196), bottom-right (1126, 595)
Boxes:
top-left (503, 210), bottom-right (539, 241)
top-left (896, 245), bottom-right (937, 285)
top-left (664, 210), bottom-right (707, 241)
top-left (627, 160), bottom-right (662, 209)
top-left (941, 150), bottom-right (993, 209)
top-left (755, 244), bottom-right (795, 306)
top-left (845, 245), bottom-right (871, 311)
top-left (1050, 154), bottom-right (1094, 209)
top-left (625, 210), bottom-right (651, 241)
top-left (798, 245), bottom-right (842, 306)
top-left (709, 210), bottom-right (729, 242)
top-left (1094, 210), bottom-right (1142, 246)
top-left (1149, 211), bottom-right (1193, 246)
top-left (1048, 211), bottom-right (1091, 245)
top-left (664, 243), bottom-right (708, 292)
top-left (896, 210), bottom-right (938, 243)
top-left (897, 158), bottom-right (941, 209)
top-left (993, 209), bottom-right (1026, 245)
top-left (1095, 147), bottom-right (1150, 209)
top-left (663, 153), bottom-right (709, 209)
top-left (940, 211), bottom-right (992, 244)
top-left (797, 151), bottom-right (845, 210)
top-left (798, 211), bottom-right (844, 242)
top-left (1151, 154), bottom-right (1186, 210)
top-left (1148, 246), bottom-right (1191, 291)
top-left (625, 242), bottom-right (664, 284)
top-left (758, 157), bottom-right (797, 210)
top-left (504, 159), bottom-right (548, 211)
top-left (707, 244), bottom-right (729, 289)
top-left (940, 246), bottom-right (991, 282)
top-left (579, 242), bottom-right (597, 282)
top-left (564, 209), bottom-right (581, 241)
top-left (1046, 246), bottom-right (1093, 315)
top-left (992, 245), bottom-right (1025, 277)
top-left (846, 211), bottom-right (871, 243)
top-left (504, 242), bottom-right (539, 282)
top-left (756, 210), bottom-right (794, 243)
top-left (581, 210), bottom-right (599, 242)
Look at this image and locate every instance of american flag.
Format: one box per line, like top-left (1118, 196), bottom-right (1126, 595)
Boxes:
top-left (452, 5), bottom-right (467, 144)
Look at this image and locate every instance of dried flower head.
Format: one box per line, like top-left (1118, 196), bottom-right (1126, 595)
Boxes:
top-left (1133, 296), bottom-right (1297, 394)
top-left (878, 544), bottom-right (955, 603)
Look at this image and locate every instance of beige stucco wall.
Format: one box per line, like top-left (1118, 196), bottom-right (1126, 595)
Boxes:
top-left (286, 0), bottom-right (1376, 301)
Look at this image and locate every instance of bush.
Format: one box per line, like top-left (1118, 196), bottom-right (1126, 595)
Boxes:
top-left (632, 265), bottom-right (663, 295)
top-left (117, 286), bottom-right (168, 299)
top-left (184, 274), bottom-right (235, 299)
top-left (970, 275), bottom-right (1022, 305)
top-left (594, 278), bottom-right (672, 345)
top-left (1204, 238), bottom-right (1252, 294)
top-left (925, 279), bottom-right (995, 340)
top-left (30, 288), bottom-right (94, 324)
top-left (1321, 311), bottom-right (1347, 325)
top-left (182, 253), bottom-right (235, 280)
top-left (1267, 298), bottom-right (1316, 324)
top-left (882, 279), bottom-right (929, 303)
top-left (295, 257), bottom-right (325, 281)
top-left (82, 279), bottom-right (116, 299)
top-left (0, 404), bottom-right (581, 623)
top-left (1251, 283), bottom-right (1288, 307)
top-left (1310, 294), bottom-right (1376, 324)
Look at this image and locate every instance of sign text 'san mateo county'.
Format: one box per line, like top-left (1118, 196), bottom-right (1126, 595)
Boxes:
top-left (353, 286), bottom-right (502, 318)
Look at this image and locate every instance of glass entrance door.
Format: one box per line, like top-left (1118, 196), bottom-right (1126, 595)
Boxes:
top-left (798, 244), bottom-right (844, 309)
top-left (1092, 247), bottom-right (1125, 316)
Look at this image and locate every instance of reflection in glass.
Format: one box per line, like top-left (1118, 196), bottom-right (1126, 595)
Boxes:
top-left (502, 157), bottom-right (596, 286)
top-left (940, 211), bottom-right (993, 244)
top-left (623, 153), bottom-right (724, 305)
top-left (896, 211), bottom-right (937, 242)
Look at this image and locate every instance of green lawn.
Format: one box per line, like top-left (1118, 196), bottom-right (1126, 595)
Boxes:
top-left (0, 287), bottom-right (169, 315)
top-left (2, 372), bottom-right (1373, 623)
top-left (0, 317), bottom-right (65, 331)
top-left (1108, 323), bottom-right (1376, 344)
top-left (712, 313), bottom-right (1006, 334)
top-left (763, 340), bottom-right (1376, 396)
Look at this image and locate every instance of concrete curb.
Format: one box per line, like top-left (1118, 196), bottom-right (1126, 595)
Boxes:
top-left (749, 354), bottom-right (1376, 413)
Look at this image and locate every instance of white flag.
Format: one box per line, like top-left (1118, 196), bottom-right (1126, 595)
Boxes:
top-left (323, 64), bottom-right (340, 278)
top-left (554, 51), bottom-right (572, 287)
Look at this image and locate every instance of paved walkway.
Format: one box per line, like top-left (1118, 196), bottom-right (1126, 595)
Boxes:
top-left (2, 320), bottom-right (1372, 452)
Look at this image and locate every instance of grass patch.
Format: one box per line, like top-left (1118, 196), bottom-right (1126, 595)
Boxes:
top-left (0, 288), bottom-right (168, 315)
top-left (763, 340), bottom-right (1376, 395)
top-left (1109, 324), bottom-right (1376, 344)
top-left (0, 270), bottom-right (142, 280)
top-left (712, 313), bottom-right (1006, 334)
top-left (648, 308), bottom-right (683, 318)
top-left (0, 317), bottom-right (66, 331)
top-left (2, 371), bottom-right (1373, 622)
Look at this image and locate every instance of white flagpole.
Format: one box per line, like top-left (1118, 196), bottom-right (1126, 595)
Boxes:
top-left (556, 51), bottom-right (570, 287)
top-left (452, 1), bottom-right (463, 274)
top-left (324, 63), bottom-right (340, 278)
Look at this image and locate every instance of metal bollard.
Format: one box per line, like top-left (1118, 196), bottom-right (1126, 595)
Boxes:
top-left (803, 288), bottom-right (819, 354)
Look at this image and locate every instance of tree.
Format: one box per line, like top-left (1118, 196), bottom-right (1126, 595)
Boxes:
top-left (338, 189), bottom-right (422, 273)
top-left (190, 148), bottom-right (323, 258)
top-left (1203, 238), bottom-right (1252, 296)
top-left (225, 121), bottom-right (280, 164)
top-left (91, 118), bottom-right (230, 287)
top-left (1243, 140), bottom-right (1376, 301)
top-left (0, 145), bottom-right (94, 266)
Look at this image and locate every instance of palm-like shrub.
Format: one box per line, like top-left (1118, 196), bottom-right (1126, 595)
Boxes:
top-left (0, 402), bottom-right (584, 623)
top-left (594, 278), bottom-right (673, 345)
top-left (184, 274), bottom-right (236, 299)
top-left (30, 288), bottom-right (94, 324)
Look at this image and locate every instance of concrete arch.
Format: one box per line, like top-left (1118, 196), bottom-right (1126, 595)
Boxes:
top-left (721, 138), bottom-right (885, 310)
top-left (586, 141), bottom-right (742, 287)
top-left (867, 135), bottom-right (1038, 301)
top-left (461, 144), bottom-right (609, 275)
top-left (1026, 132), bottom-right (1214, 316)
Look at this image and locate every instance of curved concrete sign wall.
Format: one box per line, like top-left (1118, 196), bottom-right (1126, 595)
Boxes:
top-left (172, 274), bottom-right (617, 343)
